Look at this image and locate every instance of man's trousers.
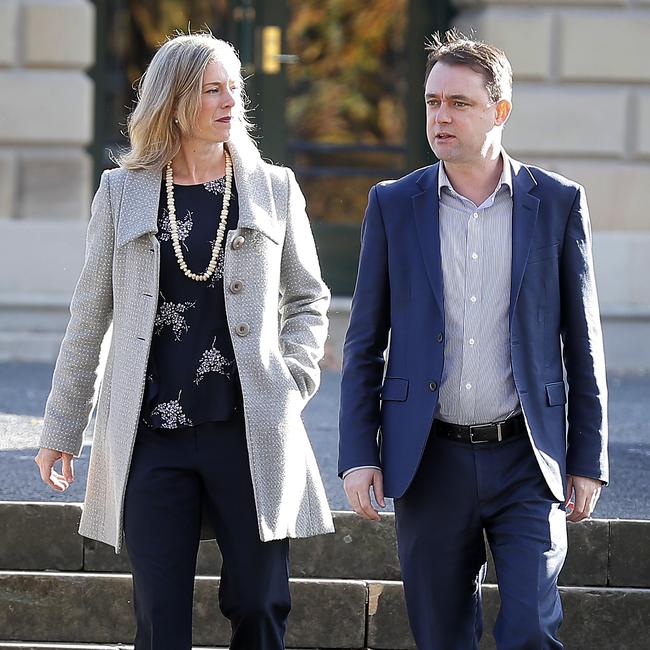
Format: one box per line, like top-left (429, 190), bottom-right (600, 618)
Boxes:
top-left (394, 427), bottom-right (567, 650)
top-left (123, 411), bottom-right (291, 650)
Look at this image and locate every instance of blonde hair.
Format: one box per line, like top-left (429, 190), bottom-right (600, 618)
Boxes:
top-left (117, 32), bottom-right (254, 170)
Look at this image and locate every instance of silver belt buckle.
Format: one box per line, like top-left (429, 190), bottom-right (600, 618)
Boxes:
top-left (469, 424), bottom-right (490, 444)
top-left (469, 421), bottom-right (504, 443)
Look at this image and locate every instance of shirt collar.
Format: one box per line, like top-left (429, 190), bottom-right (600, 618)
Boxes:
top-left (437, 151), bottom-right (513, 200)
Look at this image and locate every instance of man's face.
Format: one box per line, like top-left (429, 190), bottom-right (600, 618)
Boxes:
top-left (425, 62), bottom-right (509, 165)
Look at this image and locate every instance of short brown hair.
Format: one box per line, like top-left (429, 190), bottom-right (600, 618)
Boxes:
top-left (424, 29), bottom-right (512, 103)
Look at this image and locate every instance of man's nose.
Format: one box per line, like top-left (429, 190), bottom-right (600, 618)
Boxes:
top-left (435, 103), bottom-right (451, 123)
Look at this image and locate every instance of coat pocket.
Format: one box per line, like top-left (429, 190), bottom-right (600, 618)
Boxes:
top-left (380, 377), bottom-right (409, 401)
top-left (545, 381), bottom-right (567, 406)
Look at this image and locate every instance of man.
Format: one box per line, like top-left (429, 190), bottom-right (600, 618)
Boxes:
top-left (338, 30), bottom-right (608, 649)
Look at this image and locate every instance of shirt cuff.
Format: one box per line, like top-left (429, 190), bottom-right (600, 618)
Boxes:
top-left (342, 465), bottom-right (382, 479)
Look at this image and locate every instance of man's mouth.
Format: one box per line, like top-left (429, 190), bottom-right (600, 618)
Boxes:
top-left (435, 133), bottom-right (455, 140)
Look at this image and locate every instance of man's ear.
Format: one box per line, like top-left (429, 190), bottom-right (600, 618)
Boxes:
top-left (495, 98), bottom-right (512, 126)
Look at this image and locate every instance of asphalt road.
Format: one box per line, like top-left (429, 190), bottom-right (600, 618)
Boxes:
top-left (0, 362), bottom-right (648, 519)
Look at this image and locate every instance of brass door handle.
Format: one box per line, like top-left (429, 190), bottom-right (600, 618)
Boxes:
top-left (261, 26), bottom-right (299, 74)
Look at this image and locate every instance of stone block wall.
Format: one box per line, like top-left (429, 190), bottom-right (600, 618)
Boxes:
top-left (0, 0), bottom-right (95, 360)
top-left (453, 0), bottom-right (650, 371)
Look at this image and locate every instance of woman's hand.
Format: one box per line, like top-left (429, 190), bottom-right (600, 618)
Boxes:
top-left (34, 448), bottom-right (74, 492)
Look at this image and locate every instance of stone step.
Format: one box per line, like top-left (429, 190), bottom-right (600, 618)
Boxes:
top-left (0, 572), bottom-right (366, 649)
top-left (1, 571), bottom-right (649, 649)
top-left (0, 641), bottom-right (324, 650)
top-left (3, 503), bottom-right (649, 587)
top-left (367, 582), bottom-right (650, 650)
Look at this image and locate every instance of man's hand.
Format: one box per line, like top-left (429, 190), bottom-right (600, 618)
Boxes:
top-left (565, 474), bottom-right (602, 523)
top-left (344, 468), bottom-right (385, 521)
top-left (34, 448), bottom-right (74, 492)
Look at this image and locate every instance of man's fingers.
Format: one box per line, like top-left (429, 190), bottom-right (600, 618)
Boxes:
top-left (356, 489), bottom-right (380, 521)
top-left (373, 472), bottom-right (385, 508)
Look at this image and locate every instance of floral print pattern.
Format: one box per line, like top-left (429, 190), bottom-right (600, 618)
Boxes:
top-left (153, 295), bottom-right (196, 341)
top-left (150, 392), bottom-right (193, 429)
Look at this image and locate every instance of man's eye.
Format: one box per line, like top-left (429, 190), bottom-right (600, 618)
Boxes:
top-left (454, 102), bottom-right (468, 108)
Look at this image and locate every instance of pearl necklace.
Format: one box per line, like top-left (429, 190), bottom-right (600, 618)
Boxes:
top-left (165, 150), bottom-right (233, 282)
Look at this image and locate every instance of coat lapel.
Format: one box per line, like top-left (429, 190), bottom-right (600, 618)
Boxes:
top-left (115, 138), bottom-right (282, 248)
top-left (413, 163), bottom-right (444, 315)
top-left (509, 158), bottom-right (540, 326)
top-left (116, 167), bottom-right (161, 248)
top-left (227, 139), bottom-right (282, 244)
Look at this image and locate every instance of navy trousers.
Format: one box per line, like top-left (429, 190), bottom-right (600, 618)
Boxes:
top-left (123, 412), bottom-right (291, 650)
top-left (394, 428), bottom-right (567, 650)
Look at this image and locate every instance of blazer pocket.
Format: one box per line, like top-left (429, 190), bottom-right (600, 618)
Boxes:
top-left (528, 242), bottom-right (559, 264)
top-left (545, 381), bottom-right (567, 406)
top-left (380, 377), bottom-right (409, 401)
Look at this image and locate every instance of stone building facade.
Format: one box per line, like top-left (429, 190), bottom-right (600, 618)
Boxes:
top-left (0, 0), bottom-right (648, 371)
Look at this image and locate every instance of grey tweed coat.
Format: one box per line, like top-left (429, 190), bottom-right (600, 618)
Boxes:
top-left (40, 138), bottom-right (335, 552)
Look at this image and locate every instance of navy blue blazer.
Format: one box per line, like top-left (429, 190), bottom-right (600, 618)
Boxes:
top-left (338, 157), bottom-right (608, 502)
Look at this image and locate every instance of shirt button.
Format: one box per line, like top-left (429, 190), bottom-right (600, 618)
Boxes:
top-left (470, 296), bottom-right (477, 303)
top-left (229, 280), bottom-right (244, 294)
top-left (235, 323), bottom-right (250, 337)
top-left (473, 212), bottom-right (479, 219)
top-left (428, 381), bottom-right (438, 392)
top-left (472, 252), bottom-right (478, 260)
top-left (465, 383), bottom-right (472, 390)
top-left (469, 338), bottom-right (475, 345)
top-left (232, 235), bottom-right (245, 250)
top-left (437, 332), bottom-right (444, 343)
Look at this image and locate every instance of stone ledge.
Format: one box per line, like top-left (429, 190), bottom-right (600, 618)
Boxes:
top-left (22, 0), bottom-right (95, 69)
top-left (366, 581), bottom-right (650, 649)
top-left (2, 504), bottom-right (649, 587)
top-left (609, 519), bottom-right (650, 587)
top-left (559, 10), bottom-right (650, 82)
top-left (504, 85), bottom-right (628, 157)
top-left (0, 502), bottom-right (83, 571)
top-left (453, 7), bottom-right (552, 80)
top-left (0, 572), bottom-right (367, 648)
top-left (0, 71), bottom-right (93, 145)
top-left (0, 150), bottom-right (16, 219)
top-left (453, 0), bottom-right (627, 6)
top-left (0, 2), bottom-right (18, 67)
top-left (635, 90), bottom-right (650, 159)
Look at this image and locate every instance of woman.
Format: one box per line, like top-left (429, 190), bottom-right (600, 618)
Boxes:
top-left (35, 33), bottom-right (334, 650)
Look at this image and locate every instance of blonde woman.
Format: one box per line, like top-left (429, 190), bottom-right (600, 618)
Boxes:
top-left (35, 33), bottom-right (333, 649)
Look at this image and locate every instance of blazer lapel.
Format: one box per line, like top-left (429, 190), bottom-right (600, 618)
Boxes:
top-left (413, 163), bottom-right (444, 315)
top-left (116, 168), bottom-right (161, 248)
top-left (509, 158), bottom-right (540, 326)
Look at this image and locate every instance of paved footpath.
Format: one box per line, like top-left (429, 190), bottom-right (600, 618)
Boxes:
top-left (0, 362), bottom-right (648, 519)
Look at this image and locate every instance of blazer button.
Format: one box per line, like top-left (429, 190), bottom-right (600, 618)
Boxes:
top-left (232, 235), bottom-right (245, 250)
top-left (229, 280), bottom-right (244, 294)
top-left (235, 323), bottom-right (250, 337)
top-left (428, 381), bottom-right (438, 392)
top-left (437, 332), bottom-right (444, 343)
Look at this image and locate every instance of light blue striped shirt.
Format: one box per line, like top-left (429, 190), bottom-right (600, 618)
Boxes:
top-left (436, 155), bottom-right (520, 425)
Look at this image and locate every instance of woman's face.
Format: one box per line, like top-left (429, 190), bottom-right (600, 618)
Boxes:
top-left (187, 60), bottom-right (239, 144)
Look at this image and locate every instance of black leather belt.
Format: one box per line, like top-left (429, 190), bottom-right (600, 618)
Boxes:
top-left (434, 414), bottom-right (526, 444)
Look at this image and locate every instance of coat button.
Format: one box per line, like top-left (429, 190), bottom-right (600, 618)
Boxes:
top-left (428, 381), bottom-right (438, 392)
top-left (229, 280), bottom-right (244, 294)
top-left (235, 323), bottom-right (250, 337)
top-left (437, 332), bottom-right (444, 343)
top-left (232, 235), bottom-right (245, 250)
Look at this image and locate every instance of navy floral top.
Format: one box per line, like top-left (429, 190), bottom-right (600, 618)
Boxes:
top-left (140, 175), bottom-right (242, 429)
